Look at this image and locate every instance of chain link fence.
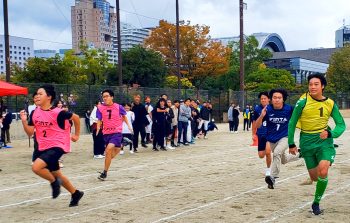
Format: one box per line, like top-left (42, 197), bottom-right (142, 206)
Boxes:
top-left (3, 84), bottom-right (350, 123)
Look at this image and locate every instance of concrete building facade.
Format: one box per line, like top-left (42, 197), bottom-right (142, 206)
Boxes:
top-left (0, 35), bottom-right (34, 74)
top-left (71, 0), bottom-right (117, 63)
top-left (335, 25), bottom-right (350, 48)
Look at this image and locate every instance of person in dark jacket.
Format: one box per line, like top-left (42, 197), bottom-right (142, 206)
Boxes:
top-left (152, 98), bottom-right (168, 151)
top-left (232, 105), bottom-right (240, 133)
top-left (1, 107), bottom-right (12, 144)
top-left (131, 95), bottom-right (148, 152)
top-left (198, 102), bottom-right (212, 139)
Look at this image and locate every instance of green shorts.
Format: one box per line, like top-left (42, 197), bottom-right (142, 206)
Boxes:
top-left (301, 145), bottom-right (335, 170)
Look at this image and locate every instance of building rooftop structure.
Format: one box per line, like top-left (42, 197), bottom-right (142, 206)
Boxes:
top-left (213, 33), bottom-right (286, 52)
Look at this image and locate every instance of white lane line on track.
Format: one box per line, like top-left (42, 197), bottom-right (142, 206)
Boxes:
top-left (42, 168), bottom-right (265, 222)
top-left (0, 157), bottom-right (248, 209)
top-left (150, 158), bottom-right (350, 223)
top-left (0, 146), bottom-right (247, 192)
top-left (260, 180), bottom-right (350, 223)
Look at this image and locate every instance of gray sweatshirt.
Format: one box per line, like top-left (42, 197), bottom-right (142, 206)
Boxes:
top-left (178, 104), bottom-right (191, 122)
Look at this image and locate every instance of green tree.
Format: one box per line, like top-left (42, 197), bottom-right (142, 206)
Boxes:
top-left (164, 76), bottom-right (193, 89)
top-left (245, 66), bottom-right (296, 92)
top-left (215, 35), bottom-right (273, 91)
top-left (120, 45), bottom-right (167, 87)
top-left (326, 44), bottom-right (350, 92)
top-left (12, 55), bottom-right (72, 84)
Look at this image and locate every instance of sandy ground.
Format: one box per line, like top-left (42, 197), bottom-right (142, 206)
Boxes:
top-left (1, 121), bottom-right (350, 223)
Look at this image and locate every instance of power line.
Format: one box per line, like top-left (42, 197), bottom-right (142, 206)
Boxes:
top-left (129, 0), bottom-right (143, 28)
top-left (120, 9), bottom-right (174, 23)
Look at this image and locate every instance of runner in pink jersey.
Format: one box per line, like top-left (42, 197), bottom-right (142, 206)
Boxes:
top-left (96, 89), bottom-right (132, 180)
top-left (20, 84), bottom-right (84, 207)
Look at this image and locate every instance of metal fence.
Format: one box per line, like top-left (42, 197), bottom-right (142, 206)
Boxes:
top-left (3, 84), bottom-right (350, 123)
top-left (3, 83), bottom-right (209, 117)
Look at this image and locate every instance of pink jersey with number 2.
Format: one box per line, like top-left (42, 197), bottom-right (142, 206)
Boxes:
top-left (32, 107), bottom-right (70, 153)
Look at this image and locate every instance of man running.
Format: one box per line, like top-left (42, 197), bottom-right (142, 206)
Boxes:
top-left (20, 84), bottom-right (83, 207)
top-left (252, 91), bottom-right (272, 177)
top-left (256, 89), bottom-right (299, 189)
top-left (97, 89), bottom-right (132, 180)
top-left (288, 74), bottom-right (345, 215)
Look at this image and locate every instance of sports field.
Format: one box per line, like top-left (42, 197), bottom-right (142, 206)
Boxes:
top-left (1, 121), bottom-right (350, 223)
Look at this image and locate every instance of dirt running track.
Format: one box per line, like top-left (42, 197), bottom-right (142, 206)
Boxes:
top-left (1, 121), bottom-right (350, 223)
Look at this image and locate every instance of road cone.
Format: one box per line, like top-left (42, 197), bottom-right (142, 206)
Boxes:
top-left (251, 135), bottom-right (258, 146)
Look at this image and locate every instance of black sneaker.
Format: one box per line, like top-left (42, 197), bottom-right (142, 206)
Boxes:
top-left (134, 148), bottom-right (138, 153)
top-left (141, 143), bottom-right (148, 148)
top-left (69, 190), bottom-right (84, 207)
top-left (184, 143), bottom-right (190, 146)
top-left (265, 176), bottom-right (275, 189)
top-left (153, 147), bottom-right (159, 151)
top-left (98, 171), bottom-right (107, 181)
top-left (51, 177), bottom-right (62, 199)
top-left (160, 147), bottom-right (167, 151)
top-left (311, 202), bottom-right (323, 215)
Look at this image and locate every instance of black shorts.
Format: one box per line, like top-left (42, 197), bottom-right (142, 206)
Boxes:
top-left (33, 147), bottom-right (65, 172)
top-left (258, 136), bottom-right (268, 152)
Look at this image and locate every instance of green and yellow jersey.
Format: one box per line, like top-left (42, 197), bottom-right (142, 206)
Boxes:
top-left (288, 93), bottom-right (346, 151)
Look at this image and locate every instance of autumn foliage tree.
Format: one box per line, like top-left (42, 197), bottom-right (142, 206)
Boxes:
top-left (144, 20), bottom-right (230, 89)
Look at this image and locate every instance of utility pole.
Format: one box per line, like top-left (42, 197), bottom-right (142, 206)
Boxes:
top-left (3, 0), bottom-right (10, 82)
top-left (239, 0), bottom-right (244, 92)
top-left (116, 0), bottom-right (122, 86)
top-left (176, 0), bottom-right (181, 97)
top-left (239, 0), bottom-right (247, 106)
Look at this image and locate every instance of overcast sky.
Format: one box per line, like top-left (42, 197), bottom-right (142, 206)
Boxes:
top-left (0, 0), bottom-right (349, 51)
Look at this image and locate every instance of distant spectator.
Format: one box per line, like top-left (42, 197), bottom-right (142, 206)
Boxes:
top-left (1, 107), bottom-right (12, 143)
top-left (68, 94), bottom-right (77, 112)
top-left (85, 109), bottom-right (91, 133)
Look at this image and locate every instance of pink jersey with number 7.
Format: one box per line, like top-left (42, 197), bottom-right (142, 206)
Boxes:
top-left (97, 103), bottom-right (124, 134)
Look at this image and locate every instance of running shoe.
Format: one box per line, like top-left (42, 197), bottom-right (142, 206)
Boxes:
top-left (265, 176), bottom-right (275, 189)
top-left (69, 190), bottom-right (84, 207)
top-left (311, 202), bottom-right (323, 215)
top-left (51, 177), bottom-right (62, 198)
top-left (98, 171), bottom-right (107, 181)
top-left (141, 143), bottom-right (148, 148)
top-left (160, 147), bottom-right (167, 151)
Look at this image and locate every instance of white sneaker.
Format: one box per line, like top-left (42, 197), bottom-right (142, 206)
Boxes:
top-left (120, 150), bottom-right (125, 155)
top-left (167, 145), bottom-right (175, 150)
top-left (94, 155), bottom-right (105, 159)
top-left (204, 136), bottom-right (208, 139)
top-left (129, 150), bottom-right (134, 154)
top-left (234, 131), bottom-right (238, 134)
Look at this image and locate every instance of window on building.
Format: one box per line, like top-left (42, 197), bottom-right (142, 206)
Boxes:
top-left (23, 52), bottom-right (26, 55)
top-left (19, 57), bottom-right (21, 60)
top-left (27, 47), bottom-right (30, 50)
top-left (0, 50), bottom-right (2, 53)
top-left (19, 46), bottom-right (21, 49)
top-left (14, 51), bottom-right (17, 54)
top-left (9, 45), bottom-right (12, 49)
top-left (10, 51), bottom-right (12, 54)
top-left (0, 44), bottom-right (3, 47)
top-left (14, 46), bottom-right (17, 49)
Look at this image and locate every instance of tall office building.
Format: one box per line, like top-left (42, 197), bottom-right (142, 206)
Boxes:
top-left (335, 25), bottom-right (350, 48)
top-left (71, 0), bottom-right (117, 63)
top-left (0, 35), bottom-right (34, 74)
top-left (113, 23), bottom-right (151, 51)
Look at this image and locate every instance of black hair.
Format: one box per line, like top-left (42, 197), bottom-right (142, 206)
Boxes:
top-left (307, 74), bottom-right (327, 87)
top-left (161, 94), bottom-right (168, 98)
top-left (269, 88), bottom-right (288, 102)
top-left (123, 103), bottom-right (132, 107)
top-left (102, 89), bottom-right (114, 97)
top-left (156, 98), bottom-right (167, 108)
top-left (173, 100), bottom-right (179, 103)
top-left (39, 84), bottom-right (56, 103)
top-left (184, 98), bottom-right (191, 102)
top-left (258, 91), bottom-right (269, 99)
top-left (95, 100), bottom-right (100, 105)
top-left (53, 99), bottom-right (63, 107)
top-left (32, 92), bottom-right (37, 98)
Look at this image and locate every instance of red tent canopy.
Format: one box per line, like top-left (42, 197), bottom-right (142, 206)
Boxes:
top-left (0, 81), bottom-right (28, 96)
